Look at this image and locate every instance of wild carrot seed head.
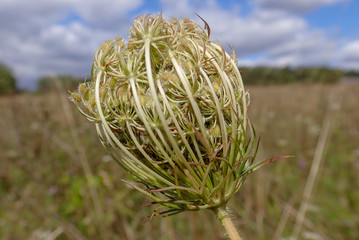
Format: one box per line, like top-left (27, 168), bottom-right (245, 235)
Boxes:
top-left (71, 13), bottom-right (259, 216)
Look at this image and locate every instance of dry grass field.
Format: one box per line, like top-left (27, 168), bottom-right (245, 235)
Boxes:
top-left (1, 82), bottom-right (358, 239)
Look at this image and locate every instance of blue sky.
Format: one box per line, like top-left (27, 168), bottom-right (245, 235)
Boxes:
top-left (304, 1), bottom-right (358, 38)
top-left (0, 0), bottom-right (358, 90)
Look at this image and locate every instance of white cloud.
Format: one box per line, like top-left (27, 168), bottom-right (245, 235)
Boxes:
top-left (200, 9), bottom-right (307, 55)
top-left (254, 0), bottom-right (350, 13)
top-left (72, 0), bottom-right (143, 30)
top-left (160, 0), bottom-right (307, 55)
top-left (160, 0), bottom-right (196, 17)
top-left (0, 0), bottom-right (357, 90)
top-left (261, 31), bottom-right (337, 67)
top-left (0, 0), bottom-right (143, 89)
top-left (160, 0), bottom-right (357, 71)
top-left (336, 40), bottom-right (359, 69)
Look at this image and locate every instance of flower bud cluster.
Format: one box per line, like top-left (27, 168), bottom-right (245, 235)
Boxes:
top-left (72, 14), bottom-right (257, 216)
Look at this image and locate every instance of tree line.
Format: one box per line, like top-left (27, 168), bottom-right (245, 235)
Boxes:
top-left (0, 63), bottom-right (17, 94)
top-left (0, 62), bottom-right (358, 95)
top-left (240, 66), bottom-right (344, 85)
top-left (0, 62), bottom-right (86, 95)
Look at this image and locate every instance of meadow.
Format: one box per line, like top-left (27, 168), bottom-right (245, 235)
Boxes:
top-left (1, 81), bottom-right (358, 239)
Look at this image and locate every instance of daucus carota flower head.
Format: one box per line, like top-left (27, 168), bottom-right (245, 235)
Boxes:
top-left (72, 14), bottom-right (262, 217)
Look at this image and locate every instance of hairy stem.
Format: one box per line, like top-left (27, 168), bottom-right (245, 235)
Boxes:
top-left (214, 206), bottom-right (243, 240)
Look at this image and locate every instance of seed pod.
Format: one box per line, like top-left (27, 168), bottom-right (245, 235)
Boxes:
top-left (72, 14), bottom-right (260, 217)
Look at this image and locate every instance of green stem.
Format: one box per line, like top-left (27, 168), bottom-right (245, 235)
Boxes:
top-left (214, 206), bottom-right (243, 240)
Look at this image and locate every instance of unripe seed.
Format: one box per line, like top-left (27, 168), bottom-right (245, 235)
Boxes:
top-left (71, 92), bottom-right (82, 102)
top-left (162, 72), bottom-right (171, 81)
top-left (78, 83), bottom-right (87, 94)
top-left (212, 124), bottom-right (221, 138)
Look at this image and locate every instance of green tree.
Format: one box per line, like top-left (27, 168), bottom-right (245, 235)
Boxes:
top-left (0, 63), bottom-right (17, 94)
top-left (240, 66), bottom-right (342, 85)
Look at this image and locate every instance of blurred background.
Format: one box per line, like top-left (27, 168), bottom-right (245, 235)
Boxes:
top-left (1, 0), bottom-right (358, 239)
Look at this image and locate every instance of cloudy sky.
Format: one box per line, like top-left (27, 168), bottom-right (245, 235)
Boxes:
top-left (0, 0), bottom-right (358, 89)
